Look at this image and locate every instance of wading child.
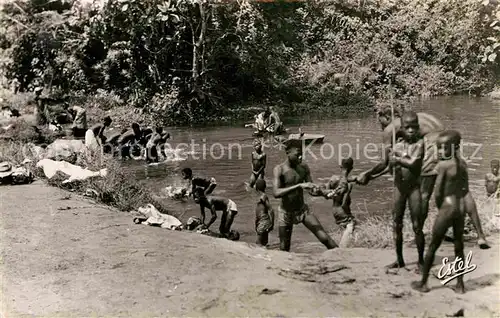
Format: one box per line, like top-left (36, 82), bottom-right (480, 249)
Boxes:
top-left (328, 158), bottom-right (357, 228)
top-left (310, 158), bottom-right (357, 247)
top-left (146, 127), bottom-right (170, 163)
top-left (254, 179), bottom-right (274, 246)
top-left (85, 116), bottom-right (112, 151)
top-left (181, 168), bottom-right (217, 197)
top-left (272, 139), bottom-right (338, 252)
top-left (193, 187), bottom-right (237, 237)
top-left (485, 159), bottom-right (500, 198)
top-left (118, 123), bottom-right (145, 159)
top-left (249, 139), bottom-right (267, 188)
top-left (411, 130), bottom-right (470, 294)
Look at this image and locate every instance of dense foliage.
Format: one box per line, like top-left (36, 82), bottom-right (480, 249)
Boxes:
top-left (1, 0), bottom-right (499, 125)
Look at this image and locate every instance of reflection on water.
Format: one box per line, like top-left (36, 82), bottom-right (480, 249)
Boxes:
top-left (124, 97), bottom-right (500, 252)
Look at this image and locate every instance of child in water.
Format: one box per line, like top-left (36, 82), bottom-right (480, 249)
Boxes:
top-left (182, 168), bottom-right (217, 197)
top-left (249, 139), bottom-right (266, 188)
top-left (312, 158), bottom-right (357, 228)
top-left (412, 130), bottom-right (471, 294)
top-left (311, 158), bottom-right (357, 247)
top-left (485, 159), bottom-right (500, 198)
top-left (254, 179), bottom-right (275, 247)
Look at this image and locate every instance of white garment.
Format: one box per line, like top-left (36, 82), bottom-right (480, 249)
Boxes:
top-left (255, 113), bottom-right (267, 131)
top-left (36, 159), bottom-right (107, 183)
top-left (227, 199), bottom-right (238, 212)
top-left (138, 204), bottom-right (182, 230)
top-left (85, 129), bottom-right (99, 151)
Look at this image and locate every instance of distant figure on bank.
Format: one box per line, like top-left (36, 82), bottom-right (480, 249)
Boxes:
top-left (68, 105), bottom-right (87, 138)
top-left (485, 159), bottom-right (500, 198)
top-left (118, 123), bottom-right (145, 159)
top-left (249, 139), bottom-right (266, 188)
top-left (411, 130), bottom-right (471, 294)
top-left (255, 107), bottom-right (272, 132)
top-left (254, 179), bottom-right (275, 247)
top-left (85, 116), bottom-right (112, 152)
top-left (146, 127), bottom-right (170, 163)
top-left (193, 187), bottom-right (237, 237)
top-left (267, 106), bottom-right (285, 134)
top-left (273, 139), bottom-right (338, 252)
top-left (181, 168), bottom-right (217, 198)
top-left (33, 87), bottom-right (48, 125)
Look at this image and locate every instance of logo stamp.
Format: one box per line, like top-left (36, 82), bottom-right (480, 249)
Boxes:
top-left (437, 251), bottom-right (477, 285)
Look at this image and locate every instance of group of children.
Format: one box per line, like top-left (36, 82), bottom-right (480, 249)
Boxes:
top-left (180, 109), bottom-right (496, 295)
top-left (179, 137), bottom-right (358, 248)
top-left (82, 117), bottom-right (170, 163)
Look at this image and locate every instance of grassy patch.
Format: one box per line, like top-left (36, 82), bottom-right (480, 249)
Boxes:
top-left (347, 188), bottom-right (499, 248)
top-left (0, 140), bottom-right (171, 214)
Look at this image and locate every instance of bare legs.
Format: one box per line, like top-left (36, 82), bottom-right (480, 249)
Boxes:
top-left (464, 192), bottom-right (490, 249)
top-left (256, 232), bottom-right (269, 246)
top-left (387, 186), bottom-right (423, 269)
top-left (412, 198), bottom-right (465, 294)
top-left (249, 172), bottom-right (264, 188)
top-left (303, 214), bottom-right (338, 249)
top-left (409, 187), bottom-right (425, 269)
top-left (278, 225), bottom-right (293, 251)
top-left (219, 210), bottom-right (237, 236)
top-left (387, 188), bottom-right (406, 268)
top-left (278, 214), bottom-right (338, 252)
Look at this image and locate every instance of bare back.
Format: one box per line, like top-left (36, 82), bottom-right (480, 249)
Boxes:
top-left (437, 158), bottom-right (469, 200)
top-left (207, 196), bottom-right (230, 211)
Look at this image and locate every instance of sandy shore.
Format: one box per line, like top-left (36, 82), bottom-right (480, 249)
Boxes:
top-left (1, 181), bottom-right (499, 317)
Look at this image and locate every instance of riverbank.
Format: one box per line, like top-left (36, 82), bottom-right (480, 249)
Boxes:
top-left (1, 181), bottom-right (499, 317)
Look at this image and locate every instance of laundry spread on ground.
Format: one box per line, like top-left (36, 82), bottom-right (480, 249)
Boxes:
top-left (133, 204), bottom-right (183, 230)
top-left (36, 159), bottom-right (107, 184)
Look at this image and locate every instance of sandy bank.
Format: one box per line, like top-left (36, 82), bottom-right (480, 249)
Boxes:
top-left (1, 182), bottom-right (499, 317)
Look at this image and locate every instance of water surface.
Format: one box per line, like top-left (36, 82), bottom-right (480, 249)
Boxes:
top-left (125, 97), bottom-right (500, 252)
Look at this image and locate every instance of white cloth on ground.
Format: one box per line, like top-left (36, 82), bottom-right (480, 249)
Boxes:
top-left (137, 204), bottom-right (182, 230)
top-left (36, 159), bottom-right (107, 184)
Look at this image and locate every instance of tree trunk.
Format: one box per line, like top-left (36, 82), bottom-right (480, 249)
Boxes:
top-left (191, 1), bottom-right (208, 91)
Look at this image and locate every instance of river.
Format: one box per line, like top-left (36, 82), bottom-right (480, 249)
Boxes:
top-left (124, 96), bottom-right (500, 252)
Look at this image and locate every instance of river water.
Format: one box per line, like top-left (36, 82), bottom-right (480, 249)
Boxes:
top-left (124, 97), bottom-right (500, 252)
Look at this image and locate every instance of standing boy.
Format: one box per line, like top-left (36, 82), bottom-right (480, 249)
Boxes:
top-left (249, 139), bottom-right (266, 188)
top-left (411, 130), bottom-right (470, 294)
top-left (272, 139), bottom-right (338, 252)
top-left (254, 179), bottom-right (274, 246)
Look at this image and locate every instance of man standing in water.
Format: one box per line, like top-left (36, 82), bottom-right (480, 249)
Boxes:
top-left (273, 139), bottom-right (338, 252)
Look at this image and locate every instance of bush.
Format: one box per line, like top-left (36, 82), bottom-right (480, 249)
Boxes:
top-left (1, 0), bottom-right (499, 125)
